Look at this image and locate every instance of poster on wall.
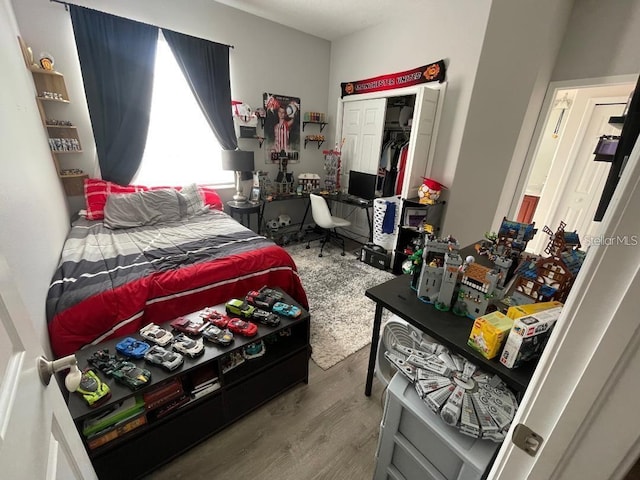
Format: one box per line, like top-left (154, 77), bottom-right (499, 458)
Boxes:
top-left (263, 92), bottom-right (301, 163)
top-left (340, 60), bottom-right (446, 98)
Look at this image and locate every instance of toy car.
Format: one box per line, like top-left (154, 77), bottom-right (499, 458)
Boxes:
top-left (227, 318), bottom-right (258, 337)
top-left (172, 333), bottom-right (205, 358)
top-left (272, 302), bottom-right (302, 318)
top-left (76, 368), bottom-right (111, 407)
top-left (144, 345), bottom-right (184, 371)
top-left (245, 290), bottom-right (277, 310)
top-left (110, 361), bottom-right (152, 390)
top-left (115, 337), bottom-right (151, 359)
top-left (201, 324), bottom-right (234, 346)
top-left (245, 287), bottom-right (284, 311)
top-left (140, 323), bottom-right (174, 346)
top-left (200, 309), bottom-right (231, 329)
top-left (242, 340), bottom-right (266, 360)
top-left (225, 299), bottom-right (255, 319)
top-left (251, 308), bottom-right (281, 327)
top-left (170, 316), bottom-right (205, 336)
top-left (87, 349), bottom-right (119, 375)
top-left (260, 286), bottom-right (284, 301)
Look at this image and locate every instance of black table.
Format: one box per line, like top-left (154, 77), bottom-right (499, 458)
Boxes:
top-left (227, 200), bottom-right (263, 233)
top-left (364, 274), bottom-right (536, 397)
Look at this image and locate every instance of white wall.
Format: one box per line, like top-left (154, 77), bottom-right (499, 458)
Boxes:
top-left (328, 0), bottom-right (492, 193)
top-left (0, 0), bottom-right (71, 354)
top-left (444, 0), bottom-right (574, 246)
top-left (12, 0), bottom-right (332, 222)
top-left (552, 0), bottom-right (640, 82)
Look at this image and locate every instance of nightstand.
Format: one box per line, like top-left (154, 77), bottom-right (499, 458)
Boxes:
top-left (226, 200), bottom-right (263, 234)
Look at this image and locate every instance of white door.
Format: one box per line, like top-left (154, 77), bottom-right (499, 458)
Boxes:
top-left (400, 86), bottom-right (441, 199)
top-left (340, 98), bottom-right (387, 238)
top-left (489, 137), bottom-right (640, 479)
top-left (341, 98), bottom-right (387, 175)
top-left (545, 101), bottom-right (625, 242)
top-left (0, 256), bottom-right (96, 479)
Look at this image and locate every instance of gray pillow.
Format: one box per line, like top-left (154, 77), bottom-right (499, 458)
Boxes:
top-left (179, 183), bottom-right (207, 218)
top-left (103, 189), bottom-right (185, 229)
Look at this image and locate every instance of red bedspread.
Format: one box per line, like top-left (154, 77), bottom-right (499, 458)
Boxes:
top-left (47, 212), bottom-right (307, 357)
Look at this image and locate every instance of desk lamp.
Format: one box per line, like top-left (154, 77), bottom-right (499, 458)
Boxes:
top-left (222, 149), bottom-right (255, 203)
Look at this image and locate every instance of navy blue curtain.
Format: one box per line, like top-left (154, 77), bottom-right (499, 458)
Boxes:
top-left (70, 6), bottom-right (158, 185)
top-left (162, 29), bottom-right (237, 151)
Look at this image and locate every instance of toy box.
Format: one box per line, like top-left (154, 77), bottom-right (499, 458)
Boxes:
top-left (499, 306), bottom-right (563, 369)
top-left (506, 301), bottom-right (563, 320)
top-left (467, 311), bottom-right (513, 360)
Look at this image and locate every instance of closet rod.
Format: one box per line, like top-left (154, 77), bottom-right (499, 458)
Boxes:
top-left (48, 0), bottom-right (235, 49)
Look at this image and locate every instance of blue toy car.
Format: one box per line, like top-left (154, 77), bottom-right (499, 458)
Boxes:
top-left (272, 302), bottom-right (302, 318)
top-left (116, 337), bottom-right (151, 359)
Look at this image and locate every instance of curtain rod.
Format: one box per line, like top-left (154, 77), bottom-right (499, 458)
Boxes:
top-left (49, 0), bottom-right (235, 49)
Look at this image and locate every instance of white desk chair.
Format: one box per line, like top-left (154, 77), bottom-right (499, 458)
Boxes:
top-left (306, 193), bottom-right (351, 257)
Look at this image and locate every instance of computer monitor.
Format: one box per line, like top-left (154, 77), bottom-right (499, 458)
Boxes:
top-left (348, 170), bottom-right (378, 200)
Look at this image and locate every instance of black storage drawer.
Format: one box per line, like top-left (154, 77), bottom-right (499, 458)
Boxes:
top-left (225, 348), bottom-right (309, 421)
top-left (92, 393), bottom-right (224, 480)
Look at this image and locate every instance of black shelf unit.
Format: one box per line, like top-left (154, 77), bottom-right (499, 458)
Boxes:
top-left (392, 198), bottom-right (445, 274)
top-left (68, 291), bottom-right (310, 480)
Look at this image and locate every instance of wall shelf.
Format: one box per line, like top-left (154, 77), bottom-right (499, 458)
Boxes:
top-left (304, 138), bottom-right (324, 149)
top-left (19, 35), bottom-right (87, 197)
top-left (302, 121), bottom-right (328, 132)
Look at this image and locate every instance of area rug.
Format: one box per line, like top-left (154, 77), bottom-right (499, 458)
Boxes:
top-left (285, 242), bottom-right (395, 370)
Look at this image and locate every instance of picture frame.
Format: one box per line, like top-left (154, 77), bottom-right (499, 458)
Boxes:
top-left (250, 187), bottom-right (261, 202)
top-left (404, 208), bottom-right (427, 228)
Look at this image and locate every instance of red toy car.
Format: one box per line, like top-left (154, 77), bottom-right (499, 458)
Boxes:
top-left (200, 308), bottom-right (231, 329)
top-left (227, 318), bottom-right (258, 337)
top-left (170, 316), bottom-right (205, 336)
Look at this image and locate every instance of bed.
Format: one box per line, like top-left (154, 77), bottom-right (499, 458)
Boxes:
top-left (46, 182), bottom-right (307, 358)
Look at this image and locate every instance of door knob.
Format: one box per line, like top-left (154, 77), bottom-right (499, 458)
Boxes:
top-left (37, 354), bottom-right (82, 392)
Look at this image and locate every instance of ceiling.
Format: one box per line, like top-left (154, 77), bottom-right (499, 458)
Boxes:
top-left (214, 0), bottom-right (425, 41)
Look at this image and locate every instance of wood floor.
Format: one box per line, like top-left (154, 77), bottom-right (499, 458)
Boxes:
top-left (145, 347), bottom-right (386, 480)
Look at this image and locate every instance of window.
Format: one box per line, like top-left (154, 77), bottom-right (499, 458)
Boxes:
top-left (134, 33), bottom-right (233, 187)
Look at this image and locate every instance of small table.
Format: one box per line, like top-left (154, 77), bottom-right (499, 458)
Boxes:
top-left (227, 200), bottom-right (263, 233)
top-left (364, 274), bottom-right (536, 397)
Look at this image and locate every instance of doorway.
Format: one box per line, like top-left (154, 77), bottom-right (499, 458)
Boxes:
top-left (515, 81), bottom-right (634, 254)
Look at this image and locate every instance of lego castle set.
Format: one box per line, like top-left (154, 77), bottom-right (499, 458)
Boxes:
top-left (413, 218), bottom-right (586, 319)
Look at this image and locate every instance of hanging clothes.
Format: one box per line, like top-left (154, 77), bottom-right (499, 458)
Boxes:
top-left (395, 143), bottom-right (409, 195)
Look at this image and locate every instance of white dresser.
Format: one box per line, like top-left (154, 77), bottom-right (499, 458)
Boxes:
top-left (374, 374), bottom-right (499, 480)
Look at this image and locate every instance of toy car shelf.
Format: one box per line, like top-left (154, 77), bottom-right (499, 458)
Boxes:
top-left (65, 288), bottom-right (310, 480)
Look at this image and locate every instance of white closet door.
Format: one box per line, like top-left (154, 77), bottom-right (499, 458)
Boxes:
top-left (401, 87), bottom-right (440, 199)
top-left (340, 98), bottom-right (387, 239)
top-left (341, 98), bottom-right (387, 175)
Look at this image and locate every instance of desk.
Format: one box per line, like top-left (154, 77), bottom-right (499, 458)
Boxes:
top-left (364, 274), bottom-right (536, 397)
top-left (227, 200), bottom-right (263, 233)
top-left (260, 192), bottom-right (374, 241)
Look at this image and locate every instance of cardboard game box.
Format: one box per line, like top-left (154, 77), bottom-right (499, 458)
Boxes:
top-left (467, 311), bottom-right (514, 360)
top-left (506, 301), bottom-right (563, 320)
top-left (499, 306), bottom-right (563, 369)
